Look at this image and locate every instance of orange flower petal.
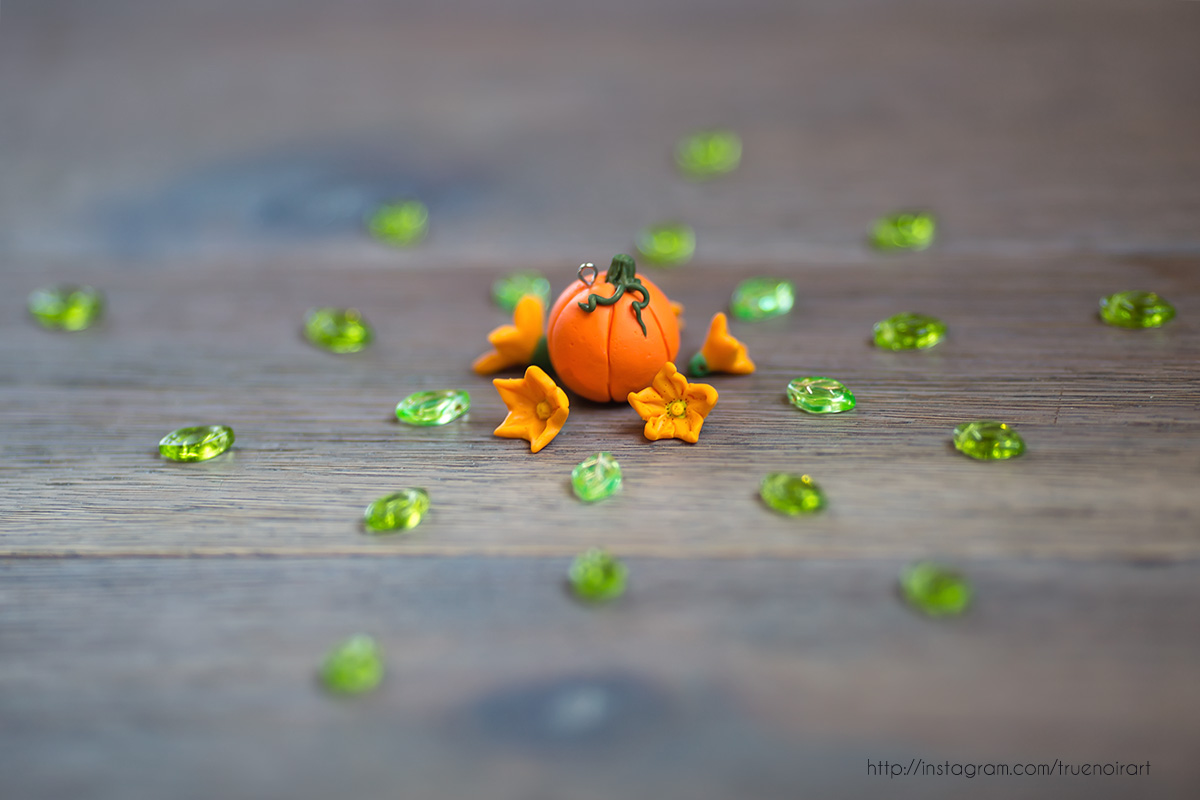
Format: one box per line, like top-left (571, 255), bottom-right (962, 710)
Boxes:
top-left (472, 350), bottom-right (508, 374)
top-left (628, 362), bottom-right (718, 443)
top-left (473, 295), bottom-right (545, 375)
top-left (684, 382), bottom-right (720, 418)
top-left (673, 415), bottom-right (700, 443)
top-left (650, 362), bottom-right (687, 401)
top-left (511, 293), bottom-right (544, 334)
top-left (627, 386), bottom-right (668, 420)
top-left (670, 300), bottom-right (686, 332)
top-left (492, 365), bottom-right (569, 453)
top-left (635, 414), bottom-right (667, 441)
top-left (699, 312), bottom-right (755, 375)
top-left (530, 403), bottom-right (569, 453)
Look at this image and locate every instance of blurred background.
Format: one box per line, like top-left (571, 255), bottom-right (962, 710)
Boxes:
top-left (3, 0), bottom-right (1198, 269)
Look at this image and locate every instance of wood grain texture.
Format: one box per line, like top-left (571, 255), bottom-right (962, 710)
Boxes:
top-left (2, 556), bottom-right (1198, 800)
top-left (2, 0), bottom-right (1199, 265)
top-left (3, 0), bottom-right (1200, 797)
top-left (2, 255), bottom-right (1197, 558)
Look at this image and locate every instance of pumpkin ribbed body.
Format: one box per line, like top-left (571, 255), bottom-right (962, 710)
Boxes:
top-left (547, 271), bottom-right (680, 403)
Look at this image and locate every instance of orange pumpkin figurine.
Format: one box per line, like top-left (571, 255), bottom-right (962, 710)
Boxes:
top-left (546, 255), bottom-right (681, 403)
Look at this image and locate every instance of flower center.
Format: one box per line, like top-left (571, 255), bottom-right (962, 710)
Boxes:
top-left (666, 399), bottom-right (687, 418)
top-left (535, 400), bottom-right (553, 420)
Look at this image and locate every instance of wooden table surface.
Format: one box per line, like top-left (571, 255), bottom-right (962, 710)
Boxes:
top-left (2, 1), bottom-right (1199, 798)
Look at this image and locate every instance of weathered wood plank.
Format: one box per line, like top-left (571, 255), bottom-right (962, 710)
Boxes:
top-left (2, 256), bottom-right (1197, 558)
top-left (1, 556), bottom-right (1197, 800)
top-left (2, 0), bottom-right (1198, 264)
top-left (2, 2), bottom-right (1199, 798)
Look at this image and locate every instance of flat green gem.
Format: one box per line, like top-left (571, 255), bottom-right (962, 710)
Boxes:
top-left (395, 390), bottom-right (470, 426)
top-left (320, 635), bottom-right (384, 695)
top-left (873, 312), bottom-right (946, 350)
top-left (363, 488), bottom-right (430, 533)
top-left (636, 221), bottom-right (695, 266)
top-left (675, 129), bottom-right (742, 179)
top-left (492, 271), bottom-right (551, 312)
top-left (760, 472), bottom-right (825, 515)
top-left (305, 308), bottom-right (372, 353)
top-left (568, 549), bottom-right (628, 602)
top-left (900, 562), bottom-right (972, 617)
top-left (870, 211), bottom-right (936, 251)
top-left (787, 377), bottom-right (856, 414)
top-left (571, 452), bottom-right (622, 502)
top-left (367, 200), bottom-right (428, 246)
top-left (952, 420), bottom-right (1025, 461)
top-left (27, 285), bottom-right (104, 331)
top-left (730, 277), bottom-right (795, 321)
top-left (159, 425), bottom-right (235, 462)
top-left (1099, 290), bottom-right (1175, 329)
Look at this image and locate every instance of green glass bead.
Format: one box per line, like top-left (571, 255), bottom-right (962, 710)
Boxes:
top-left (675, 129), bottom-right (742, 179)
top-left (787, 377), bottom-right (856, 414)
top-left (492, 271), bottom-right (551, 312)
top-left (367, 200), bottom-right (428, 246)
top-left (873, 312), bottom-right (946, 350)
top-left (730, 277), bottom-right (795, 321)
top-left (395, 390), bottom-right (470, 426)
top-left (952, 420), bottom-right (1025, 461)
top-left (571, 452), bottom-right (622, 503)
top-left (158, 425), bottom-right (235, 462)
top-left (900, 562), bottom-right (972, 617)
top-left (568, 548), bottom-right (628, 602)
top-left (636, 221), bottom-right (695, 266)
top-left (320, 634), bottom-right (384, 695)
top-left (363, 488), bottom-right (430, 533)
top-left (27, 285), bottom-right (104, 331)
top-left (304, 308), bottom-right (373, 353)
top-left (870, 211), bottom-right (936, 251)
top-left (1099, 290), bottom-right (1175, 329)
top-left (760, 472), bottom-right (825, 515)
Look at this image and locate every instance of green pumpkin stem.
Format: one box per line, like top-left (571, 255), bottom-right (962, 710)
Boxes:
top-left (577, 254), bottom-right (651, 337)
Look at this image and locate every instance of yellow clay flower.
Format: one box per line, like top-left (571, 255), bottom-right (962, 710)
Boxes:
top-left (473, 295), bottom-right (545, 375)
top-left (493, 365), bottom-right (569, 453)
top-left (627, 362), bottom-right (718, 443)
top-left (691, 312), bottom-right (754, 376)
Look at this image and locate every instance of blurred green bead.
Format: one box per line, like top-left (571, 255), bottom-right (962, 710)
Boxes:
top-left (492, 271), bottom-right (551, 312)
top-left (320, 635), bottom-right (384, 695)
top-left (395, 390), bottom-right (470, 426)
top-left (571, 452), bottom-right (622, 503)
top-left (760, 472), bottom-right (825, 515)
top-left (368, 200), bottom-right (428, 246)
top-left (952, 420), bottom-right (1025, 461)
top-left (870, 211), bottom-right (936, 251)
top-left (675, 129), bottom-right (742, 179)
top-left (730, 277), bottom-right (794, 321)
top-left (305, 308), bottom-right (373, 353)
top-left (1099, 291), bottom-right (1175, 329)
top-left (637, 221), bottom-right (695, 266)
top-left (28, 285), bottom-right (104, 331)
top-left (568, 549), bottom-right (628, 602)
top-left (900, 562), bottom-right (972, 617)
top-left (873, 312), bottom-right (946, 350)
top-left (363, 488), bottom-right (430, 533)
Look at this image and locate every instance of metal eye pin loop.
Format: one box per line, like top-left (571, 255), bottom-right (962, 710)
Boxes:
top-left (577, 263), bottom-right (596, 286)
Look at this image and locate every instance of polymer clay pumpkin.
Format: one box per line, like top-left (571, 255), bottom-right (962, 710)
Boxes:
top-left (547, 255), bottom-right (681, 403)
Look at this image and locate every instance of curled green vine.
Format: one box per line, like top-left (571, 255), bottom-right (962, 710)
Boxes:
top-left (577, 254), bottom-right (650, 337)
